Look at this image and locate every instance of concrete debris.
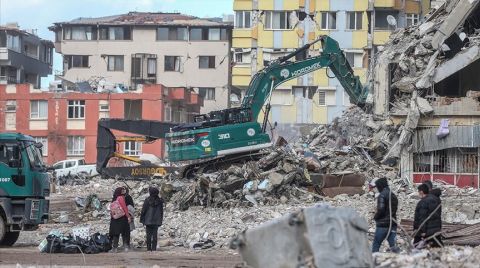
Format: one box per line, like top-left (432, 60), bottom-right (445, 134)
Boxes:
top-left (231, 204), bottom-right (373, 268)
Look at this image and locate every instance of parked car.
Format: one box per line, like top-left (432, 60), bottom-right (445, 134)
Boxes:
top-left (52, 159), bottom-right (98, 178)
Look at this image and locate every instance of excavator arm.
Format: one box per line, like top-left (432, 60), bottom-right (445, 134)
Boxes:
top-left (241, 35), bottom-right (369, 121)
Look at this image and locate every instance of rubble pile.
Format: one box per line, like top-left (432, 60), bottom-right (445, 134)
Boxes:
top-left (374, 246), bottom-right (480, 268)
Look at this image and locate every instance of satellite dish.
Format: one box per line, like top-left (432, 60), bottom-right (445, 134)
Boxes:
top-left (387, 15), bottom-right (397, 27)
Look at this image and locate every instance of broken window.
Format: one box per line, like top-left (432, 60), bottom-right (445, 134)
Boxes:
top-left (457, 148), bottom-right (478, 173)
top-left (347, 12), bottom-right (363, 30)
top-left (406, 13), bottom-right (420, 27)
top-left (199, 88), bottom-right (215, 100)
top-left (156, 27), bottom-right (188, 41)
top-left (64, 26), bottom-right (96, 40)
top-left (107, 55), bottom-right (124, 71)
top-left (124, 100), bottom-right (142, 120)
top-left (320, 12), bottom-right (337, 30)
top-left (235, 11), bottom-right (252, 28)
top-left (164, 56), bottom-right (181, 72)
top-left (265, 11), bottom-right (292, 30)
top-left (433, 149), bottom-right (455, 173)
top-left (345, 52), bottom-right (364, 68)
top-left (68, 100), bottom-right (85, 119)
top-left (374, 10), bottom-right (398, 30)
top-left (413, 153), bottom-right (431, 172)
top-left (99, 26), bottom-right (131, 40)
top-left (124, 141), bottom-right (142, 156)
top-left (189, 28), bottom-right (227, 41)
top-left (199, 56), bottom-right (215, 69)
top-left (66, 55), bottom-right (89, 69)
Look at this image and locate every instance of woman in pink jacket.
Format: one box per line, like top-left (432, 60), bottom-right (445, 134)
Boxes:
top-left (109, 187), bottom-right (131, 253)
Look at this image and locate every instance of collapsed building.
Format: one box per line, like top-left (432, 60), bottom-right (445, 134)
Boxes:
top-left (373, 0), bottom-right (480, 188)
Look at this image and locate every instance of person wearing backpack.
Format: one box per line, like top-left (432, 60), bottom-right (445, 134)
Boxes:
top-left (140, 187), bottom-right (164, 251)
top-left (109, 187), bottom-right (131, 253)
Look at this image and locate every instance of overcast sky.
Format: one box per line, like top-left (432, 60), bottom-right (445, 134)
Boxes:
top-left (1, 0), bottom-right (233, 85)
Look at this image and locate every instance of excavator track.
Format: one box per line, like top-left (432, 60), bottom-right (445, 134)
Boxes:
top-left (180, 150), bottom-right (267, 179)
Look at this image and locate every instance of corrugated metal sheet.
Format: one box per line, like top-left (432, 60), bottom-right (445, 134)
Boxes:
top-left (413, 125), bottom-right (480, 153)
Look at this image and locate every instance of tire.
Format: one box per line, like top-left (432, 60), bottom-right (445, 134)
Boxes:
top-left (0, 215), bottom-right (6, 245)
top-left (0, 231), bottom-right (20, 246)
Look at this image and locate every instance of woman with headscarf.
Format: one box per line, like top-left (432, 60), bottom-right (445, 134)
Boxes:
top-left (109, 187), bottom-right (131, 253)
top-left (140, 187), bottom-right (164, 251)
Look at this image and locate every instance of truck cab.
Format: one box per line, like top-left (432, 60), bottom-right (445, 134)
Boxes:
top-left (0, 133), bottom-right (50, 246)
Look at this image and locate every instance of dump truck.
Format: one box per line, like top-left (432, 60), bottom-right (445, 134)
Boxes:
top-left (0, 133), bottom-right (49, 246)
top-left (96, 35), bottom-right (369, 179)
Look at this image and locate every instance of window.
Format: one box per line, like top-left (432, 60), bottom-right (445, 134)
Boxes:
top-left (98, 26), bottom-right (131, 40)
top-left (99, 101), bottom-right (109, 119)
top-left (30, 100), bottom-right (48, 119)
top-left (189, 28), bottom-right (228, 40)
top-left (235, 53), bottom-right (243, 63)
top-left (345, 52), bottom-right (364, 68)
top-left (68, 100), bottom-right (85, 119)
top-left (67, 136), bottom-right (85, 156)
top-left (99, 103), bottom-right (109, 111)
top-left (65, 161), bottom-right (76, 168)
top-left (107, 55), bottom-right (124, 71)
top-left (63, 26), bottom-right (96, 40)
top-left (347, 12), bottom-right (363, 30)
top-left (6, 35), bottom-right (20, 52)
top-left (235, 11), bottom-right (252, 28)
top-left (124, 100), bottom-right (142, 120)
top-left (66, 55), bottom-right (89, 69)
top-left (321, 12), bottom-right (337, 30)
top-left (156, 27), bottom-right (188, 41)
top-left (199, 88), bottom-right (215, 100)
top-left (147, 58), bottom-right (157, 77)
top-left (164, 104), bottom-right (172, 122)
top-left (199, 56), bottom-right (215, 69)
top-left (6, 100), bottom-right (16, 112)
top-left (124, 141), bottom-right (142, 156)
top-left (33, 137), bottom-right (48, 156)
top-left (318, 91), bottom-right (326, 106)
top-left (406, 13), bottom-right (420, 27)
top-left (265, 11), bottom-right (292, 30)
top-left (375, 10), bottom-right (398, 29)
top-left (164, 56), bottom-right (181, 71)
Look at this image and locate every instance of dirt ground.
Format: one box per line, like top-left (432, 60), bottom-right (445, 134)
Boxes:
top-left (0, 246), bottom-right (242, 267)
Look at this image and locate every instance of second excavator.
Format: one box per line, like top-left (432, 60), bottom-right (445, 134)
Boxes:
top-left (96, 35), bottom-right (369, 179)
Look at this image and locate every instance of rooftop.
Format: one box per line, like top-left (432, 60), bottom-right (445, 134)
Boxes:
top-left (0, 24), bottom-right (53, 45)
top-left (49, 12), bottom-right (232, 30)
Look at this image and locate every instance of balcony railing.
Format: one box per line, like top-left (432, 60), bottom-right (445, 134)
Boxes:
top-left (0, 76), bottom-right (18, 84)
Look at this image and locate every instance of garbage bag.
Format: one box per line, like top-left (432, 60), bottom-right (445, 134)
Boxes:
top-left (436, 119), bottom-right (449, 139)
top-left (44, 235), bottom-right (63, 253)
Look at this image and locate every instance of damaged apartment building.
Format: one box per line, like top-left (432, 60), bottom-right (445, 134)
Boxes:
top-left (373, 0), bottom-right (480, 188)
top-left (232, 0), bottom-right (430, 139)
top-left (0, 23), bottom-right (54, 88)
top-left (49, 12), bottom-right (232, 117)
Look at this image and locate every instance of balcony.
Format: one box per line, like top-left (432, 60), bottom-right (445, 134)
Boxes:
top-left (373, 0), bottom-right (421, 12)
top-left (169, 87), bottom-right (186, 100)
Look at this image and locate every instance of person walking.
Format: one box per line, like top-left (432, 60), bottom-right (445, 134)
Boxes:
top-left (372, 177), bottom-right (400, 253)
top-left (109, 187), bottom-right (132, 253)
top-left (413, 183), bottom-right (442, 248)
top-left (140, 187), bottom-right (164, 251)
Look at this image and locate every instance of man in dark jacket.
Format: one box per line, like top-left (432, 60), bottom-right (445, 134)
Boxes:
top-left (140, 187), bottom-right (164, 251)
top-left (372, 177), bottom-right (399, 253)
top-left (413, 183), bottom-right (442, 248)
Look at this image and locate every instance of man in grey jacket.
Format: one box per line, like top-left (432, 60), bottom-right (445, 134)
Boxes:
top-left (140, 187), bottom-right (164, 251)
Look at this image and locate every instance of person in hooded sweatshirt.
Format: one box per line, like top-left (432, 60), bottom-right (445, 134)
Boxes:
top-left (372, 177), bottom-right (400, 253)
top-left (140, 187), bottom-right (164, 251)
top-left (414, 183), bottom-right (442, 248)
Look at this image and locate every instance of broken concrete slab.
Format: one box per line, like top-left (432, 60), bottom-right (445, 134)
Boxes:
top-left (416, 96), bottom-right (434, 115)
top-left (231, 204), bottom-right (373, 268)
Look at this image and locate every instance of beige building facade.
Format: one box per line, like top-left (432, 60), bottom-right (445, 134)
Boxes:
top-left (50, 12), bottom-right (233, 115)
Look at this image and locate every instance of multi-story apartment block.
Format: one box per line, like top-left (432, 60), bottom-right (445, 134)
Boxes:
top-left (0, 84), bottom-right (202, 164)
top-left (232, 0), bottom-right (430, 138)
top-left (0, 23), bottom-right (53, 88)
top-left (49, 12), bottom-right (232, 115)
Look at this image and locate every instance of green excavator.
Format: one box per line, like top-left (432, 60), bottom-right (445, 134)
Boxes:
top-left (96, 35), bottom-right (369, 178)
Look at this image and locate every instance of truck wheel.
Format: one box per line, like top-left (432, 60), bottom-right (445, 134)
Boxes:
top-left (0, 231), bottom-right (20, 246)
top-left (0, 216), bottom-right (6, 245)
